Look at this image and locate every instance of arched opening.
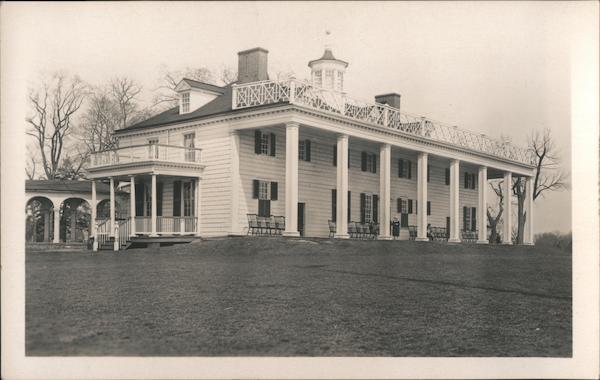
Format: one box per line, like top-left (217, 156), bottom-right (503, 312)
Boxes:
top-left (59, 198), bottom-right (91, 243)
top-left (25, 197), bottom-right (55, 243)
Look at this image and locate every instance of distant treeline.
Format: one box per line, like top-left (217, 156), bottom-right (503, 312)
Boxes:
top-left (534, 231), bottom-right (572, 253)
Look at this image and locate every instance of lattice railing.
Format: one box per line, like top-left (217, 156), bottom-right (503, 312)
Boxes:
top-left (232, 79), bottom-right (534, 165)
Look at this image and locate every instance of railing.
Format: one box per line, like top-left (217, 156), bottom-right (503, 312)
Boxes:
top-left (157, 216), bottom-right (197, 234)
top-left (232, 79), bottom-right (534, 165)
top-left (116, 218), bottom-right (131, 247)
top-left (135, 216), bottom-right (152, 234)
top-left (89, 144), bottom-right (202, 168)
top-left (96, 218), bottom-right (110, 247)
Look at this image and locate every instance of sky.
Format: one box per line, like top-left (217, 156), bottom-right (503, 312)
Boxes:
top-left (3, 1), bottom-right (589, 234)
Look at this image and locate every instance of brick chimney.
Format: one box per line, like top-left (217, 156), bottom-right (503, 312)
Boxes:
top-left (375, 93), bottom-right (401, 110)
top-left (237, 47), bottom-right (269, 84)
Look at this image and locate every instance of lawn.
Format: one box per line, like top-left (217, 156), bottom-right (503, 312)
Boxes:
top-left (26, 237), bottom-right (571, 356)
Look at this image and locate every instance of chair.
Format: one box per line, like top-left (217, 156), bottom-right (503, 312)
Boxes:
top-left (408, 225), bottom-right (417, 240)
top-left (257, 216), bottom-right (269, 235)
top-left (274, 216), bottom-right (285, 235)
top-left (348, 222), bottom-right (357, 238)
top-left (247, 214), bottom-right (259, 235)
top-left (328, 220), bottom-right (336, 238)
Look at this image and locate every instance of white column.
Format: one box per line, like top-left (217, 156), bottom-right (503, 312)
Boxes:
top-left (477, 166), bottom-right (489, 244)
top-left (283, 123), bottom-right (300, 237)
top-left (230, 131), bottom-right (242, 235)
top-left (53, 206), bottom-right (60, 243)
top-left (378, 143), bottom-right (392, 240)
top-left (524, 176), bottom-right (534, 245)
top-left (416, 152), bottom-right (429, 241)
top-left (335, 134), bottom-right (349, 238)
top-left (502, 172), bottom-right (513, 244)
top-left (448, 159), bottom-right (461, 243)
top-left (129, 176), bottom-right (136, 237)
top-left (150, 173), bottom-right (158, 237)
top-left (91, 180), bottom-right (97, 237)
top-left (196, 177), bottom-right (202, 236)
top-left (109, 178), bottom-right (115, 238)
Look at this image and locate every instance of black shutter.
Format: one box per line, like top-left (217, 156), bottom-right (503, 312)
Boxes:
top-left (427, 201), bottom-right (431, 216)
top-left (472, 207), bottom-right (477, 231)
top-left (408, 160), bottom-right (412, 179)
top-left (252, 179), bottom-right (259, 199)
top-left (269, 133), bottom-right (276, 156)
top-left (173, 180), bottom-right (182, 217)
top-left (331, 189), bottom-right (337, 222)
top-left (415, 200), bottom-right (418, 214)
top-left (333, 145), bottom-right (337, 166)
top-left (360, 193), bottom-right (366, 223)
top-left (427, 165), bottom-right (430, 182)
top-left (471, 174), bottom-right (476, 189)
top-left (464, 172), bottom-right (469, 188)
top-left (445, 168), bottom-right (450, 185)
top-left (157, 182), bottom-right (163, 216)
top-left (398, 159), bottom-right (404, 178)
top-left (254, 130), bottom-right (262, 154)
top-left (401, 213), bottom-right (408, 228)
top-left (347, 191), bottom-right (351, 223)
top-left (397, 198), bottom-right (401, 213)
top-left (408, 199), bottom-right (413, 214)
top-left (463, 206), bottom-right (468, 231)
top-left (270, 182), bottom-right (278, 201)
top-left (446, 217), bottom-right (451, 236)
top-left (373, 195), bottom-right (379, 223)
top-left (305, 140), bottom-right (311, 162)
top-left (361, 151), bottom-right (367, 172)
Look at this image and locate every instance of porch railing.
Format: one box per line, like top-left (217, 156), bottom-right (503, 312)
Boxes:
top-left (131, 216), bottom-right (197, 235)
top-left (96, 218), bottom-right (110, 247)
top-left (232, 79), bottom-right (534, 165)
top-left (89, 144), bottom-right (202, 168)
top-left (116, 218), bottom-right (131, 246)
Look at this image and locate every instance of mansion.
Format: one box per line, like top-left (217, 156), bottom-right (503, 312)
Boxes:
top-left (84, 46), bottom-right (535, 250)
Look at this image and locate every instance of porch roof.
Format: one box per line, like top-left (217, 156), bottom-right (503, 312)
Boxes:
top-left (26, 180), bottom-right (114, 195)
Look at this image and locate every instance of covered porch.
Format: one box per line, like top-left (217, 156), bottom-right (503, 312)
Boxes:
top-left (87, 143), bottom-right (204, 250)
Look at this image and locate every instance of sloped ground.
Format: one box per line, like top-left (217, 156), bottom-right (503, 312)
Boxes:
top-left (26, 238), bottom-right (571, 356)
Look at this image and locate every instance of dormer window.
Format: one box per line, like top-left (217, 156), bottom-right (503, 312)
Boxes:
top-left (181, 92), bottom-right (190, 113)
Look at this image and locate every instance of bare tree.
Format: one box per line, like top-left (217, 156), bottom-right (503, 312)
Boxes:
top-left (110, 77), bottom-right (142, 130)
top-left (26, 73), bottom-right (87, 180)
top-left (25, 146), bottom-right (38, 180)
top-left (513, 129), bottom-right (568, 244)
top-left (487, 180), bottom-right (504, 244)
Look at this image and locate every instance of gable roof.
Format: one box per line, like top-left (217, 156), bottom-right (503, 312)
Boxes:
top-left (177, 78), bottom-right (225, 94)
top-left (117, 84), bottom-right (289, 133)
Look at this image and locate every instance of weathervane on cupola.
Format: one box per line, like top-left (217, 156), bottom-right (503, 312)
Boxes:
top-left (308, 30), bottom-right (349, 92)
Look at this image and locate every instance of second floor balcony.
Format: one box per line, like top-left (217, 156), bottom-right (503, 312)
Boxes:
top-left (89, 143), bottom-right (202, 169)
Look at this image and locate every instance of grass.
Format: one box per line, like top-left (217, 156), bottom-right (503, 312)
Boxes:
top-left (26, 237), bottom-right (571, 356)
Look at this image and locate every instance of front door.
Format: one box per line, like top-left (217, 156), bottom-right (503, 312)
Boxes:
top-left (297, 202), bottom-right (305, 237)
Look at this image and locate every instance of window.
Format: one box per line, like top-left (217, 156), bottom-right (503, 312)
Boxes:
top-left (184, 133), bottom-right (195, 162)
top-left (148, 138), bottom-right (159, 159)
top-left (183, 181), bottom-right (194, 216)
top-left (261, 134), bottom-right (271, 155)
top-left (464, 173), bottom-right (477, 189)
top-left (253, 179), bottom-right (277, 217)
top-left (335, 71), bottom-right (344, 91)
top-left (181, 92), bottom-right (190, 113)
top-left (361, 152), bottom-right (377, 173)
top-left (255, 130), bottom-right (276, 156)
top-left (299, 140), bottom-right (311, 161)
top-left (398, 159), bottom-right (412, 179)
top-left (325, 70), bottom-right (334, 88)
top-left (463, 206), bottom-right (477, 231)
top-left (400, 199), bottom-right (408, 214)
top-left (313, 70), bottom-right (322, 87)
top-left (364, 194), bottom-right (372, 222)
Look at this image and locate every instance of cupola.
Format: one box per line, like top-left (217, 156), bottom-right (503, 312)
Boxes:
top-left (308, 47), bottom-right (348, 92)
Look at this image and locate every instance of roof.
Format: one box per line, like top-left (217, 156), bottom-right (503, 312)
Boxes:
top-left (308, 48), bottom-right (349, 68)
top-left (180, 78), bottom-right (225, 94)
top-left (26, 180), bottom-right (115, 194)
top-left (118, 84), bottom-right (287, 133)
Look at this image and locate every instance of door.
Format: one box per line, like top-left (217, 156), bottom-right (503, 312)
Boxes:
top-left (297, 202), bottom-right (305, 237)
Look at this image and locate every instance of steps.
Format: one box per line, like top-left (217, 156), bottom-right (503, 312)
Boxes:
top-left (98, 237), bottom-right (131, 251)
